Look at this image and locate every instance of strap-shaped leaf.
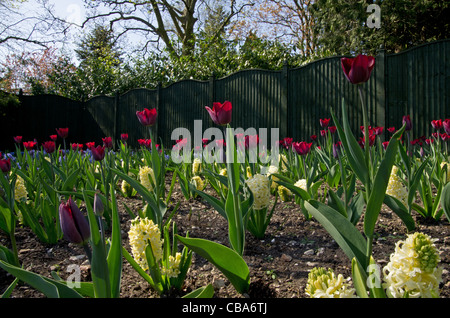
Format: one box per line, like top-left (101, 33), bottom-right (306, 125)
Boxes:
top-left (304, 200), bottom-right (367, 267)
top-left (364, 125), bottom-right (405, 238)
top-left (0, 260), bottom-right (83, 298)
top-left (176, 236), bottom-right (250, 294)
top-left (441, 182), bottom-right (450, 222)
top-left (383, 195), bottom-right (415, 231)
top-left (331, 100), bottom-right (369, 187)
top-left (107, 186), bottom-right (123, 298)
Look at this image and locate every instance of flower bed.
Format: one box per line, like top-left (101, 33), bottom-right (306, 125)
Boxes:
top-left (0, 54), bottom-right (449, 299)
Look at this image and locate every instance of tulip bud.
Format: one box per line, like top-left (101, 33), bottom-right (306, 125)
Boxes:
top-left (59, 197), bottom-right (90, 245)
top-left (91, 145), bottom-right (105, 161)
top-left (443, 119), bottom-right (450, 135)
top-left (56, 128), bottom-right (69, 139)
top-left (136, 108), bottom-right (157, 126)
top-left (93, 193), bottom-right (104, 217)
top-left (0, 157), bottom-right (11, 173)
top-left (341, 54), bottom-right (375, 85)
top-left (402, 115), bottom-right (412, 131)
top-left (205, 101), bottom-right (232, 126)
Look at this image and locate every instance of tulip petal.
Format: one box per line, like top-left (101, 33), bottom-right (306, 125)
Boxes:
top-left (205, 106), bottom-right (219, 125)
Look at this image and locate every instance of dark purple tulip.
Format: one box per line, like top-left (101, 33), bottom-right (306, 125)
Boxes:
top-left (91, 145), bottom-right (105, 161)
top-left (402, 115), bottom-right (412, 131)
top-left (59, 197), bottom-right (90, 245)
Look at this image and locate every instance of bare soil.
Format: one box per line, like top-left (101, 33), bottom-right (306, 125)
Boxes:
top-left (1, 177), bottom-right (449, 299)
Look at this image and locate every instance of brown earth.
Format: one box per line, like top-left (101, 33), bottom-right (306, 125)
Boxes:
top-left (1, 178), bottom-right (449, 299)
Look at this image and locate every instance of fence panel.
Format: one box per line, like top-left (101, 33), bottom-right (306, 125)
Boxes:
top-left (386, 40), bottom-right (450, 139)
top-left (159, 79), bottom-right (209, 148)
top-left (214, 69), bottom-right (283, 145)
top-left (117, 88), bottom-right (157, 148)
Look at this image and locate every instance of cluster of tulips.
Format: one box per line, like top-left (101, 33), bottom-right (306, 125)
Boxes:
top-left (0, 54), bottom-right (449, 299)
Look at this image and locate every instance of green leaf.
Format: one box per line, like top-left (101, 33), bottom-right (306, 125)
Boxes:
top-left (383, 195), bottom-right (415, 231)
top-left (0, 260), bottom-right (83, 298)
top-left (304, 200), bottom-right (367, 267)
top-left (441, 182), bottom-right (450, 222)
top-left (331, 101), bottom-right (368, 187)
top-left (107, 186), bottom-right (122, 298)
top-left (182, 284), bottom-right (214, 298)
top-left (364, 126), bottom-right (405, 238)
top-left (351, 258), bottom-right (369, 298)
top-left (189, 185), bottom-right (227, 219)
top-left (83, 191), bottom-right (110, 298)
top-left (176, 236), bottom-right (250, 294)
top-left (225, 190), bottom-right (245, 255)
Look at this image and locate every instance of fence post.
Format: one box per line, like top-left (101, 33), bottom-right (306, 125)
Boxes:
top-left (280, 61), bottom-right (289, 138)
top-left (209, 73), bottom-right (216, 108)
top-left (156, 82), bottom-right (161, 144)
top-left (113, 91), bottom-right (119, 147)
top-left (375, 47), bottom-right (386, 140)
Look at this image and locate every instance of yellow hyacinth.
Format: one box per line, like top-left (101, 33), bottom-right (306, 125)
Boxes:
top-left (14, 175), bottom-right (28, 202)
top-left (266, 165), bottom-right (279, 189)
top-left (294, 179), bottom-right (307, 191)
top-left (278, 185), bottom-right (292, 202)
top-left (191, 175), bottom-right (205, 191)
top-left (246, 166), bottom-right (252, 178)
top-left (192, 158), bottom-right (202, 175)
top-left (440, 162), bottom-right (449, 183)
top-left (128, 217), bottom-right (163, 271)
top-left (246, 174), bottom-right (271, 210)
top-left (305, 267), bottom-right (357, 298)
top-left (161, 253), bottom-right (182, 278)
top-left (279, 154), bottom-right (288, 173)
top-left (386, 166), bottom-right (408, 207)
top-left (139, 166), bottom-right (156, 191)
top-left (382, 232), bottom-right (442, 298)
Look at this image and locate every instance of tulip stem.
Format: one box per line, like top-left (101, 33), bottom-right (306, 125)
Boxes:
top-left (82, 243), bottom-right (92, 264)
top-left (358, 85), bottom-right (372, 193)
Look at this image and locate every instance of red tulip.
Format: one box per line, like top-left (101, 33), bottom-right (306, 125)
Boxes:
top-left (359, 135), bottom-right (376, 148)
top-left (205, 101), bottom-right (232, 126)
top-left (341, 54), bottom-right (375, 85)
top-left (91, 145), bottom-right (105, 161)
top-left (71, 143), bottom-right (83, 151)
top-left (86, 142), bottom-right (95, 150)
top-left (121, 133), bottom-right (128, 142)
top-left (23, 141), bottom-right (37, 151)
top-left (42, 141), bottom-right (56, 154)
top-left (136, 108), bottom-right (157, 127)
top-left (59, 197), bottom-right (90, 245)
top-left (102, 136), bottom-right (113, 148)
top-left (138, 138), bottom-right (152, 149)
top-left (0, 157), bottom-right (11, 173)
top-left (56, 128), bottom-right (69, 139)
top-left (50, 135), bottom-right (58, 141)
top-left (387, 127), bottom-right (396, 133)
top-left (13, 136), bottom-right (22, 143)
top-left (431, 119), bottom-right (443, 130)
top-left (444, 119), bottom-right (450, 135)
top-left (328, 126), bottom-right (337, 134)
top-left (310, 135), bottom-right (317, 142)
top-left (279, 137), bottom-right (293, 150)
top-left (320, 118), bottom-right (330, 128)
top-left (373, 127), bottom-right (384, 136)
top-left (292, 141), bottom-right (312, 156)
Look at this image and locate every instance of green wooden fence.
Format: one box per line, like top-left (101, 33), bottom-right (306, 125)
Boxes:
top-left (1, 39), bottom-right (449, 152)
